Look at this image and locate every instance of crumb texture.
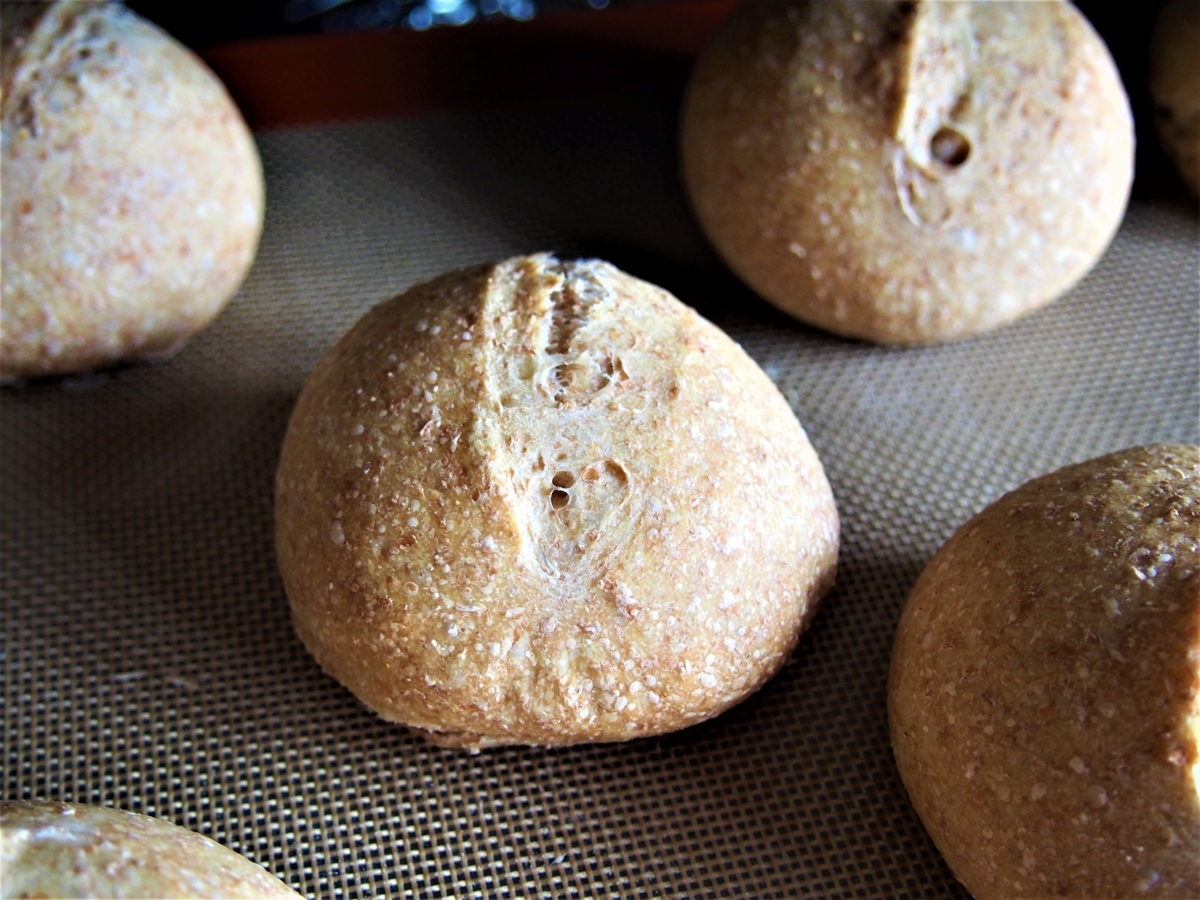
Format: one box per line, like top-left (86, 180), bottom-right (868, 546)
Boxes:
top-left (0, 0), bottom-right (264, 379)
top-left (0, 801), bottom-right (301, 898)
top-left (275, 254), bottom-right (839, 748)
top-left (680, 0), bottom-right (1133, 344)
top-left (889, 444), bottom-right (1200, 898)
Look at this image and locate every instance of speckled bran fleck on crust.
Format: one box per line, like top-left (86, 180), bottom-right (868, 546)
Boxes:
top-left (889, 445), bottom-right (1200, 899)
top-left (275, 254), bottom-right (840, 750)
top-left (1149, 0), bottom-right (1200, 197)
top-left (680, 0), bottom-right (1134, 345)
top-left (0, 0), bottom-right (264, 381)
top-left (0, 801), bottom-right (301, 898)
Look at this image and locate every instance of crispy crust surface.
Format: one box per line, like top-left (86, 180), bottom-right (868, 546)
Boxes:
top-left (889, 444), bottom-right (1200, 898)
top-left (0, 800), bottom-right (301, 898)
top-left (0, 0), bottom-right (264, 379)
top-left (276, 255), bottom-right (839, 748)
top-left (681, 0), bottom-right (1133, 344)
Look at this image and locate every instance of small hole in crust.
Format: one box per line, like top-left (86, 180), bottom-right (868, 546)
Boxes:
top-left (550, 363), bottom-right (572, 398)
top-left (552, 471), bottom-right (575, 489)
top-left (931, 127), bottom-right (970, 167)
top-left (550, 489), bottom-right (570, 509)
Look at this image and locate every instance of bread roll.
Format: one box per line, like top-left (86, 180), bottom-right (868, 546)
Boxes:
top-left (0, 800), bottom-right (302, 898)
top-left (0, 0), bottom-right (264, 380)
top-left (276, 254), bottom-right (839, 749)
top-left (681, 0), bottom-right (1134, 345)
top-left (1150, 0), bottom-right (1200, 196)
top-left (889, 444), bottom-right (1200, 898)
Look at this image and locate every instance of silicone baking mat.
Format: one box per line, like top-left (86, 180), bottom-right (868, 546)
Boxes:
top-left (3, 93), bottom-right (1197, 899)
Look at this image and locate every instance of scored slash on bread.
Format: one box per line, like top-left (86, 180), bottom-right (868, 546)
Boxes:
top-left (276, 254), bottom-right (839, 749)
top-left (680, 0), bottom-right (1134, 344)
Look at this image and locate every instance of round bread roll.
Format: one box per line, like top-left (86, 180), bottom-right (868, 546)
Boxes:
top-left (680, 0), bottom-right (1134, 345)
top-left (889, 444), bottom-right (1200, 899)
top-left (0, 800), bottom-right (302, 898)
top-left (0, 0), bottom-right (264, 381)
top-left (1150, 0), bottom-right (1200, 196)
top-left (276, 254), bottom-right (839, 749)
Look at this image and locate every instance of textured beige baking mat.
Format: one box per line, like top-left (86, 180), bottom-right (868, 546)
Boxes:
top-left (3, 95), bottom-right (1198, 899)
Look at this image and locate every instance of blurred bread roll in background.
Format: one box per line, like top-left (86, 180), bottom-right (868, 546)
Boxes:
top-left (890, 444), bottom-right (1200, 898)
top-left (0, 800), bottom-right (302, 898)
top-left (681, 0), bottom-right (1133, 345)
top-left (0, 0), bottom-right (264, 381)
top-left (276, 254), bottom-right (839, 749)
top-left (1150, 0), bottom-right (1200, 196)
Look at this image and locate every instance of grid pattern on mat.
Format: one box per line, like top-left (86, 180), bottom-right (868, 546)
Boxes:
top-left (3, 95), bottom-right (1198, 899)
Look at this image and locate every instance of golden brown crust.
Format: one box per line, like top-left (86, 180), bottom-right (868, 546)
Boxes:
top-left (680, 0), bottom-right (1134, 345)
top-left (0, 800), bottom-right (302, 898)
top-left (0, 0), bottom-right (264, 380)
top-left (889, 444), bottom-right (1200, 898)
top-left (1150, 0), bottom-right (1200, 197)
top-left (276, 254), bottom-right (839, 748)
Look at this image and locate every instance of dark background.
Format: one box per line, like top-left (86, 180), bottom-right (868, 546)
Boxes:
top-left (125, 0), bottom-right (1186, 199)
top-left (127, 0), bottom-right (1166, 62)
top-left (128, 0), bottom-right (618, 44)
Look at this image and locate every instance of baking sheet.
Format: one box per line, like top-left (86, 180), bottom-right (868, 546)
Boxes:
top-left (3, 93), bottom-right (1197, 899)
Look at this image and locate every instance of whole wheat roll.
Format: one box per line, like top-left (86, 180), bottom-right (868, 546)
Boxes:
top-left (0, 0), bottom-right (264, 380)
top-left (0, 800), bottom-right (302, 899)
top-left (1149, 0), bottom-right (1200, 197)
top-left (680, 0), bottom-right (1133, 345)
top-left (889, 444), bottom-right (1200, 898)
top-left (276, 254), bottom-right (839, 749)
